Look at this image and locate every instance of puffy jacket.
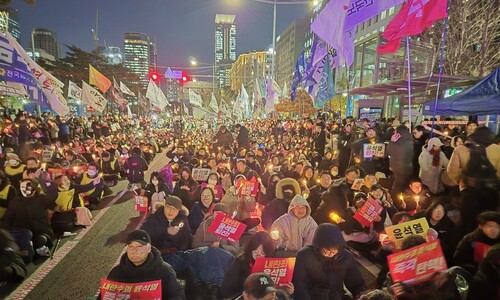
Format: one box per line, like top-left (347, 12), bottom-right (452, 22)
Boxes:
top-left (192, 213), bottom-right (240, 255)
top-left (271, 195), bottom-right (318, 252)
top-left (141, 207), bottom-right (192, 252)
top-left (101, 247), bottom-right (185, 300)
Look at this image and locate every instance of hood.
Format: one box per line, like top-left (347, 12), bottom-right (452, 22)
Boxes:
top-left (312, 223), bottom-right (345, 249)
top-left (288, 195), bottom-right (311, 216)
top-left (121, 246), bottom-right (163, 270)
top-left (275, 178), bottom-right (301, 199)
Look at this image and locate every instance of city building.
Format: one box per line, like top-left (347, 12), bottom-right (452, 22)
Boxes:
top-left (124, 32), bottom-right (157, 90)
top-left (275, 17), bottom-right (307, 95)
top-left (215, 14), bottom-right (236, 88)
top-left (32, 28), bottom-right (60, 60)
top-left (26, 48), bottom-right (55, 62)
top-left (0, 8), bottom-right (20, 42)
top-left (103, 46), bottom-right (123, 65)
top-left (229, 51), bottom-right (270, 93)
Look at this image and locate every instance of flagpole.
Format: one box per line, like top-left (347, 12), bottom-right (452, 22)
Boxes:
top-left (430, 3), bottom-right (450, 138)
top-left (405, 37), bottom-right (412, 131)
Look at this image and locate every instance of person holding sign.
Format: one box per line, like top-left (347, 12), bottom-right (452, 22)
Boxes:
top-left (98, 230), bottom-right (185, 300)
top-left (292, 223), bottom-right (367, 300)
top-left (270, 195), bottom-right (318, 257)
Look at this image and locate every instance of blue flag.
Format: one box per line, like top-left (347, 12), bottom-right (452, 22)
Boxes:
top-left (314, 54), bottom-right (334, 109)
top-left (291, 50), bottom-right (305, 101)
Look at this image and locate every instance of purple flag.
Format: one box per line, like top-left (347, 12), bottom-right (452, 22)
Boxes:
top-left (345, 0), bottom-right (404, 30)
top-left (311, 0), bottom-right (354, 67)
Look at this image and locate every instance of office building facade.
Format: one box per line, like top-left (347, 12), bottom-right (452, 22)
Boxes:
top-left (215, 14), bottom-right (236, 88)
top-left (32, 28), bottom-right (60, 60)
top-left (124, 32), bottom-right (157, 90)
top-left (0, 8), bottom-right (20, 42)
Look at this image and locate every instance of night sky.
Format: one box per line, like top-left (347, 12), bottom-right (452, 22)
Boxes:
top-left (15, 0), bottom-right (309, 71)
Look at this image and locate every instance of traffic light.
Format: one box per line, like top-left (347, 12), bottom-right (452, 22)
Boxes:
top-left (181, 71), bottom-right (190, 84)
top-left (150, 70), bottom-right (160, 82)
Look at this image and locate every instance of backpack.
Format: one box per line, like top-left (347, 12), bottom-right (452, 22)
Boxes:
top-left (464, 144), bottom-right (499, 190)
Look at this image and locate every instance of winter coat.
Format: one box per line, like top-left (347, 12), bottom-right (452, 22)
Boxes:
top-left (312, 183), bottom-right (350, 225)
top-left (236, 126), bottom-right (250, 150)
top-left (306, 184), bottom-right (330, 215)
top-left (141, 207), bottom-right (192, 253)
top-left (0, 194), bottom-right (54, 241)
top-left (468, 254), bottom-right (500, 300)
top-left (178, 246), bottom-right (234, 285)
top-left (188, 201), bottom-right (215, 234)
top-left (215, 130), bottom-right (234, 148)
top-left (292, 224), bottom-right (367, 300)
top-left (123, 153), bottom-right (148, 183)
top-left (419, 144), bottom-right (449, 194)
top-left (172, 177), bottom-right (199, 210)
top-left (271, 195), bottom-right (318, 253)
top-left (447, 143), bottom-right (500, 191)
top-left (220, 256), bottom-right (252, 299)
top-left (192, 213), bottom-right (240, 255)
top-left (453, 228), bottom-right (499, 275)
top-left (101, 247), bottom-right (185, 300)
top-left (261, 178), bottom-right (301, 230)
top-left (426, 215), bottom-right (458, 265)
top-left (221, 188), bottom-right (256, 222)
top-left (386, 134), bottom-right (414, 175)
top-left (0, 228), bottom-right (27, 282)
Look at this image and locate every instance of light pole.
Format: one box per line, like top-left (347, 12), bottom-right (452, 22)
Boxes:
top-left (190, 57), bottom-right (215, 91)
top-left (233, 0), bottom-right (317, 81)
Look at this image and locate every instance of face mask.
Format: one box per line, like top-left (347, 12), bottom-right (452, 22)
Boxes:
top-left (152, 179), bottom-right (159, 185)
top-left (9, 159), bottom-right (17, 166)
top-left (61, 184), bottom-right (70, 190)
top-left (87, 170), bottom-right (97, 177)
top-left (20, 181), bottom-right (34, 197)
top-left (208, 179), bottom-right (217, 186)
top-left (331, 171), bottom-right (338, 177)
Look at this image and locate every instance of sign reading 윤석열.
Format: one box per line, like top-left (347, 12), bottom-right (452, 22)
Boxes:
top-left (252, 257), bottom-right (296, 286)
top-left (207, 213), bottom-right (246, 241)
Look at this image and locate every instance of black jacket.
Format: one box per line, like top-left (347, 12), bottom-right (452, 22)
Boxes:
top-left (292, 245), bottom-right (366, 299)
top-left (102, 247), bottom-right (185, 300)
top-left (453, 228), bottom-right (499, 275)
top-left (236, 126), bottom-right (250, 150)
top-left (220, 256), bottom-right (251, 299)
top-left (141, 209), bottom-right (192, 252)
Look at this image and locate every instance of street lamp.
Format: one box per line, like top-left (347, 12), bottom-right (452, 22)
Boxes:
top-left (234, 0), bottom-right (316, 81)
top-left (189, 57), bottom-right (215, 91)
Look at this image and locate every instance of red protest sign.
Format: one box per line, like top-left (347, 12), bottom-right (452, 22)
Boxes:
top-left (353, 198), bottom-right (383, 227)
top-left (207, 213), bottom-right (247, 241)
top-left (237, 179), bottom-right (259, 197)
top-left (134, 195), bottom-right (148, 212)
top-left (473, 242), bottom-right (491, 264)
top-left (388, 240), bottom-right (447, 285)
top-left (252, 257), bottom-right (296, 286)
top-left (100, 279), bottom-right (161, 299)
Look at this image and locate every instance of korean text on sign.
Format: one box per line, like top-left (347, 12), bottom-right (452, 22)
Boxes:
top-left (386, 217), bottom-right (429, 249)
top-left (100, 279), bottom-right (161, 300)
top-left (388, 240), bottom-right (447, 285)
top-left (252, 257), bottom-right (296, 286)
top-left (207, 213), bottom-right (247, 241)
top-left (353, 197), bottom-right (383, 227)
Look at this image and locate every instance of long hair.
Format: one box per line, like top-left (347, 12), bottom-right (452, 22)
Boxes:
top-left (241, 231), bottom-right (275, 264)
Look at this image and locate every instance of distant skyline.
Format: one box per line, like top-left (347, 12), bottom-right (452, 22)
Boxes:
top-left (13, 0), bottom-right (309, 73)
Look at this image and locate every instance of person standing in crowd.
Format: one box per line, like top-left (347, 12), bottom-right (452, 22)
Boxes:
top-left (386, 125), bottom-right (414, 200)
top-left (447, 126), bottom-right (500, 234)
top-left (235, 124), bottom-right (250, 150)
top-left (99, 230), bottom-right (185, 300)
top-left (292, 223), bottom-right (367, 299)
top-left (337, 123), bottom-right (354, 176)
top-left (419, 137), bottom-right (449, 194)
top-left (215, 125), bottom-right (234, 148)
top-left (411, 125), bottom-right (428, 176)
top-left (123, 147), bottom-right (149, 187)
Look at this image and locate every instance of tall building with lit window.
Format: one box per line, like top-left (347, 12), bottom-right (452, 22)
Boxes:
top-left (215, 14), bottom-right (236, 88)
top-left (124, 32), bottom-right (157, 90)
top-left (0, 8), bottom-right (20, 42)
top-left (103, 46), bottom-right (123, 65)
top-left (32, 28), bottom-right (60, 60)
top-left (229, 51), bottom-right (270, 92)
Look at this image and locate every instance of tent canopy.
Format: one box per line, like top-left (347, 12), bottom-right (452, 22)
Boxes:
top-left (423, 67), bottom-right (500, 116)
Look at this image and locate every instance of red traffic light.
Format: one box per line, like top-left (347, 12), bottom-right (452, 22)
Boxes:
top-left (181, 71), bottom-right (190, 83)
top-left (150, 70), bottom-right (160, 82)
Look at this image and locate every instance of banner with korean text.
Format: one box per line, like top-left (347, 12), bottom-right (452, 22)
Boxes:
top-left (388, 240), bottom-right (447, 285)
top-left (252, 257), bottom-right (296, 286)
top-left (386, 217), bottom-right (430, 249)
top-left (100, 279), bottom-right (161, 300)
top-left (207, 213), bottom-right (246, 241)
top-left (353, 198), bottom-right (383, 227)
top-left (82, 81), bottom-right (107, 113)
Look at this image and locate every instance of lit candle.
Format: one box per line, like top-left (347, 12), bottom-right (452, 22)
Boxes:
top-left (177, 222), bottom-right (184, 229)
top-left (415, 196), bottom-right (420, 206)
top-left (329, 212), bottom-right (342, 223)
top-left (270, 229), bottom-right (280, 240)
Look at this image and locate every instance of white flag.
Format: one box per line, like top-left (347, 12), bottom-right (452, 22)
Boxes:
top-left (210, 93), bottom-right (218, 112)
top-left (146, 79), bottom-right (161, 108)
top-left (241, 84), bottom-right (250, 119)
top-left (188, 89), bottom-right (203, 107)
top-left (126, 104), bottom-right (132, 117)
top-left (281, 81), bottom-right (288, 100)
top-left (120, 81), bottom-right (135, 96)
top-left (4, 32), bottom-right (69, 116)
top-left (67, 80), bottom-right (82, 100)
top-left (82, 81), bottom-right (108, 113)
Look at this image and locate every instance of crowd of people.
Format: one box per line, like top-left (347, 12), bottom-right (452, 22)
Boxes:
top-left (1, 111), bottom-right (499, 299)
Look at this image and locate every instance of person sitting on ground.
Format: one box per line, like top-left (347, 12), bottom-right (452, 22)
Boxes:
top-left (397, 178), bottom-right (432, 213)
top-left (97, 151), bottom-right (121, 186)
top-left (0, 179), bottom-right (54, 258)
top-left (270, 195), bottom-right (318, 257)
top-left (261, 178), bottom-right (301, 230)
top-left (192, 203), bottom-right (240, 256)
top-left (0, 228), bottom-right (27, 285)
top-left (468, 243), bottom-right (500, 300)
top-left (141, 196), bottom-right (191, 275)
top-left (143, 171), bottom-right (169, 213)
top-left (237, 272), bottom-right (291, 300)
top-left (453, 211), bottom-right (500, 275)
top-left (292, 223), bottom-right (367, 300)
top-left (173, 166), bottom-right (199, 210)
top-left (98, 230), bottom-right (186, 300)
top-left (4, 153), bottom-right (25, 190)
top-left (0, 170), bottom-right (17, 220)
top-left (188, 187), bottom-right (217, 234)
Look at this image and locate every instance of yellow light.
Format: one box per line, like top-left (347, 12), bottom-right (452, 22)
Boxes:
top-left (270, 229), bottom-right (280, 240)
top-left (329, 212), bottom-right (342, 223)
top-left (268, 164), bottom-right (274, 171)
top-left (354, 157), bottom-right (361, 164)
